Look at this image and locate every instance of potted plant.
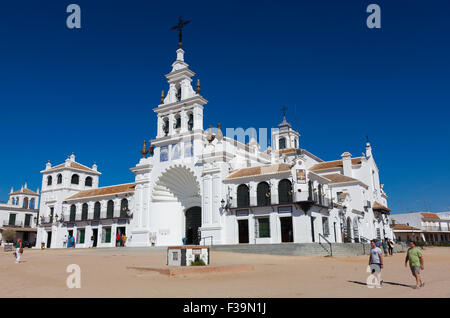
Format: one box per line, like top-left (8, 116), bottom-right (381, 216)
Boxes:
top-left (2, 229), bottom-right (16, 252)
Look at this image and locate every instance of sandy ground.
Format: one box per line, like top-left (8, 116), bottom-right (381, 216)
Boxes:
top-left (0, 246), bottom-right (449, 298)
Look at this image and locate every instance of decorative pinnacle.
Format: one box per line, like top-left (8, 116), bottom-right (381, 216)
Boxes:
top-left (140, 140), bottom-right (150, 158)
top-left (196, 79), bottom-right (201, 94)
top-left (160, 90), bottom-right (165, 104)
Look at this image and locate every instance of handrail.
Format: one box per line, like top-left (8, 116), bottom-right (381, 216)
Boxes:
top-left (318, 233), bottom-right (332, 257)
top-left (358, 235), bottom-right (371, 255)
top-left (200, 236), bottom-right (213, 246)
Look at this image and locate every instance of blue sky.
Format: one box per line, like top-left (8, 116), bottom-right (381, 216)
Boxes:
top-left (0, 0), bottom-right (449, 213)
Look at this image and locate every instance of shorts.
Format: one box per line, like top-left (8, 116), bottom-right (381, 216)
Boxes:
top-left (369, 263), bottom-right (381, 273)
top-left (410, 266), bottom-right (420, 275)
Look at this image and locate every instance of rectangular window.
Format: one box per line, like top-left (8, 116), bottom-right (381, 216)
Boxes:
top-left (24, 214), bottom-right (32, 227)
top-left (257, 217), bottom-right (270, 238)
top-left (9, 213), bottom-right (17, 226)
top-left (103, 227), bottom-right (111, 243)
top-left (77, 229), bottom-right (85, 244)
top-left (322, 217), bottom-right (330, 236)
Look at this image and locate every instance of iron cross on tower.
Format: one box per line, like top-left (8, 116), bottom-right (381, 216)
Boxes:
top-left (171, 16), bottom-right (191, 48)
top-left (281, 106), bottom-right (288, 118)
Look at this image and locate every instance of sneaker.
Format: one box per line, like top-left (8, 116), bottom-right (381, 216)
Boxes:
top-left (420, 282), bottom-right (425, 287)
top-left (413, 285), bottom-right (420, 289)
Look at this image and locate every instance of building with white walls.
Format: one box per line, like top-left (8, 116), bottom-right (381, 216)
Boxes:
top-left (390, 212), bottom-right (450, 243)
top-left (0, 183), bottom-right (39, 244)
top-left (36, 39), bottom-right (393, 248)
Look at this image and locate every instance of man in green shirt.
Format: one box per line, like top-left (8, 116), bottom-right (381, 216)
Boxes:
top-left (405, 241), bottom-right (425, 289)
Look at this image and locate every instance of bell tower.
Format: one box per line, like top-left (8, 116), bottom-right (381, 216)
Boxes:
top-left (153, 47), bottom-right (207, 142)
top-left (272, 107), bottom-right (300, 151)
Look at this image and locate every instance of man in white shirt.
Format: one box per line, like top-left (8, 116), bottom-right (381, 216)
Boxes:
top-left (368, 240), bottom-right (384, 287)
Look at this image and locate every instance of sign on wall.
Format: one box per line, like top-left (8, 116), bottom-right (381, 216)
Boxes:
top-left (296, 169), bottom-right (306, 184)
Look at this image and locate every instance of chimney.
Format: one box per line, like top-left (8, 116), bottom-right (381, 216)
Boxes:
top-left (341, 152), bottom-right (352, 177)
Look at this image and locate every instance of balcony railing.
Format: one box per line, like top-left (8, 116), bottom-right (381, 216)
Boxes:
top-left (39, 217), bottom-right (53, 225)
top-left (230, 191), bottom-right (333, 210)
top-left (63, 211), bottom-right (132, 224)
top-left (3, 220), bottom-right (24, 228)
top-left (294, 191), bottom-right (333, 209)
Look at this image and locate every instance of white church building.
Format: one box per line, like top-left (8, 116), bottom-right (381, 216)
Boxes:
top-left (36, 43), bottom-right (393, 248)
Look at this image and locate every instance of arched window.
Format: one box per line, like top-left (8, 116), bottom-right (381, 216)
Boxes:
top-left (11, 198), bottom-right (15, 205)
top-left (120, 198), bottom-right (128, 217)
top-left (71, 174), bottom-right (79, 185)
top-left (30, 198), bottom-right (35, 209)
top-left (16, 197), bottom-right (19, 206)
top-left (94, 202), bottom-right (101, 220)
top-left (279, 137), bottom-right (286, 150)
top-left (174, 114), bottom-right (181, 129)
top-left (82, 203), bottom-right (88, 220)
top-left (257, 182), bottom-right (271, 206)
top-left (57, 174), bottom-right (62, 184)
top-left (107, 200), bottom-right (114, 218)
top-left (237, 184), bottom-right (250, 208)
top-left (47, 176), bottom-right (52, 186)
top-left (163, 117), bottom-right (169, 136)
top-left (188, 113), bottom-right (194, 131)
top-left (278, 179), bottom-right (292, 204)
top-left (23, 197), bottom-right (29, 209)
top-left (85, 177), bottom-right (93, 187)
top-left (70, 204), bottom-right (76, 222)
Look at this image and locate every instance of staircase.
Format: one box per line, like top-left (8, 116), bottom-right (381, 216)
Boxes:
top-left (211, 243), bottom-right (389, 257)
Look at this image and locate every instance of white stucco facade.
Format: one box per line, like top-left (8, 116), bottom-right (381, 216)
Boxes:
top-left (36, 46), bottom-right (393, 248)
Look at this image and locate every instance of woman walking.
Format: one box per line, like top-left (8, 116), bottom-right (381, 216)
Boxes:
top-left (15, 239), bottom-right (23, 264)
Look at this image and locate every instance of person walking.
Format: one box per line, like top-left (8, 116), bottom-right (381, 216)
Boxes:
top-left (70, 235), bottom-right (75, 248)
top-left (90, 235), bottom-right (95, 248)
top-left (388, 239), bottom-right (394, 256)
top-left (405, 241), bottom-right (425, 289)
top-left (15, 239), bottom-right (23, 264)
top-left (369, 240), bottom-right (384, 287)
top-left (67, 234), bottom-right (72, 248)
top-left (382, 239), bottom-right (388, 256)
top-left (63, 235), bottom-right (67, 248)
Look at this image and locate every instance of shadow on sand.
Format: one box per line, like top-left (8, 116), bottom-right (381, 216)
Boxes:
top-left (347, 280), bottom-right (414, 289)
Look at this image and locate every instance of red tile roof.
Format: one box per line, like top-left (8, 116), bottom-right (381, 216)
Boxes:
top-left (65, 183), bottom-right (135, 200)
top-left (420, 212), bottom-right (440, 220)
top-left (392, 224), bottom-right (420, 231)
top-left (310, 158), bottom-right (362, 171)
top-left (225, 163), bottom-right (291, 180)
top-left (46, 161), bottom-right (100, 174)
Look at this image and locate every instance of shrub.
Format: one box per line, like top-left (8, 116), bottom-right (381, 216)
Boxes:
top-left (2, 229), bottom-right (16, 242)
top-left (190, 259), bottom-right (206, 266)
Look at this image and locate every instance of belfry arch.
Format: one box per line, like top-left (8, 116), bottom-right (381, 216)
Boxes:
top-left (151, 164), bottom-right (202, 245)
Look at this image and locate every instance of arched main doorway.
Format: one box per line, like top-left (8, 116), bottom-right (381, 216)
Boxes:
top-left (185, 206), bottom-right (201, 245)
top-left (151, 164), bottom-right (202, 246)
